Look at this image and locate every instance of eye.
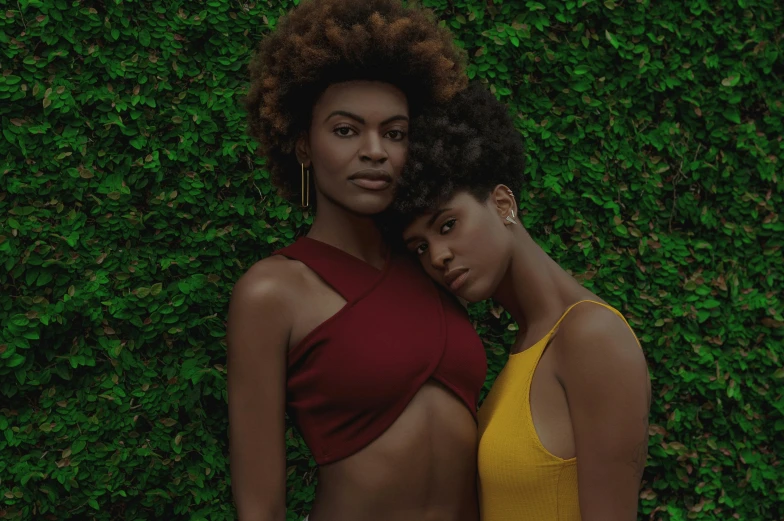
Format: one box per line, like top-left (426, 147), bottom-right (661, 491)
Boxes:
top-left (440, 218), bottom-right (456, 234)
top-left (414, 242), bottom-right (429, 256)
top-left (333, 125), bottom-right (356, 137)
top-left (385, 129), bottom-right (408, 141)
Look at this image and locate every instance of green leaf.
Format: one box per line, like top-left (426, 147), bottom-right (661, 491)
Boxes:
top-left (65, 232), bottom-right (80, 248)
top-left (72, 439), bottom-right (86, 455)
top-left (722, 74), bottom-right (740, 87)
top-left (605, 30), bottom-right (619, 49)
top-left (37, 271), bottom-right (53, 286)
top-left (11, 315), bottom-right (29, 327)
top-left (12, 206), bottom-right (35, 216)
top-left (723, 109), bottom-right (741, 124)
top-left (6, 354), bottom-right (26, 368)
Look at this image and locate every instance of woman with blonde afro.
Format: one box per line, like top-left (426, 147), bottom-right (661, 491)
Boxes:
top-left (228, 2), bottom-right (486, 520)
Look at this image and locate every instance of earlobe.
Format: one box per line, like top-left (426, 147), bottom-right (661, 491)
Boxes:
top-left (295, 133), bottom-right (311, 167)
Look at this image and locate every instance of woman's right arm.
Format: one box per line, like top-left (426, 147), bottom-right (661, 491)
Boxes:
top-left (227, 263), bottom-right (293, 521)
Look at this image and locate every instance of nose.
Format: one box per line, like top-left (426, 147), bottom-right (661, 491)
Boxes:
top-left (429, 243), bottom-right (453, 271)
top-left (359, 132), bottom-right (388, 163)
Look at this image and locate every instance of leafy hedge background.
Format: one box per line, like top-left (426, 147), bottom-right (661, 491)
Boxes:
top-left (1, 0), bottom-right (782, 519)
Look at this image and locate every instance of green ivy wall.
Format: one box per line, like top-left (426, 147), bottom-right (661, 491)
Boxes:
top-left (1, 0), bottom-right (782, 520)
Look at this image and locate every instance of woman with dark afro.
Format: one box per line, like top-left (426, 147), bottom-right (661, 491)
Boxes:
top-left (395, 83), bottom-right (652, 521)
top-left (227, 2), bottom-right (487, 520)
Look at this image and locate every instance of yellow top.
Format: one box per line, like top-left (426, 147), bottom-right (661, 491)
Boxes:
top-left (477, 300), bottom-right (636, 521)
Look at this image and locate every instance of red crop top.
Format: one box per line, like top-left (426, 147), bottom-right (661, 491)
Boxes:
top-left (275, 237), bottom-right (487, 464)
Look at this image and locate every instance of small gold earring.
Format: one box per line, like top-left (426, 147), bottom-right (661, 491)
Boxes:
top-left (506, 215), bottom-right (517, 225)
top-left (301, 163), bottom-right (310, 208)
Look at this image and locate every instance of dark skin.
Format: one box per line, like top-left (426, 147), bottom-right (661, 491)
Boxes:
top-left (227, 81), bottom-right (480, 521)
top-left (404, 187), bottom-right (652, 520)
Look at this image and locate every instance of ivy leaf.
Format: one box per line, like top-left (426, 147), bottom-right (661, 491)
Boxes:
top-left (6, 354), bottom-right (26, 368)
top-left (605, 30), bottom-right (619, 49)
top-left (723, 109), bottom-right (741, 124)
top-left (139, 29), bottom-right (151, 47)
top-left (71, 440), bottom-right (86, 455)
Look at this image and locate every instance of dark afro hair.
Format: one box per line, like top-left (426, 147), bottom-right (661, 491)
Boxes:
top-left (391, 82), bottom-right (525, 225)
top-left (244, 0), bottom-right (468, 203)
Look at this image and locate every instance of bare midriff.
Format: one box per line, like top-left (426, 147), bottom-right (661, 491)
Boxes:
top-left (306, 382), bottom-right (479, 521)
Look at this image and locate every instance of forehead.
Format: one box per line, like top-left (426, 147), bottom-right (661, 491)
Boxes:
top-left (402, 192), bottom-right (484, 239)
top-left (315, 80), bottom-right (408, 117)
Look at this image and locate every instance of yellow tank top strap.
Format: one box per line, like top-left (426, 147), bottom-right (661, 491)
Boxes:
top-left (539, 299), bottom-right (636, 346)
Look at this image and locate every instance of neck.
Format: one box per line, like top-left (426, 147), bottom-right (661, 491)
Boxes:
top-left (491, 227), bottom-right (583, 342)
top-left (306, 194), bottom-right (387, 268)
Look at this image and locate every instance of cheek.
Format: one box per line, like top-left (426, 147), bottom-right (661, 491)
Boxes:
top-left (311, 135), bottom-right (353, 174)
top-left (465, 217), bottom-right (500, 249)
top-left (422, 260), bottom-right (441, 283)
top-left (389, 142), bottom-right (408, 174)
top-left (466, 217), bottom-right (510, 267)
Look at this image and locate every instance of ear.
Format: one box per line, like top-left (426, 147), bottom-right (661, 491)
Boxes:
top-left (490, 184), bottom-right (517, 223)
top-left (295, 132), bottom-right (312, 167)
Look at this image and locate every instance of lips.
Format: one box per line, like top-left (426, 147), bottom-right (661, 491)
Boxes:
top-left (348, 169), bottom-right (394, 191)
top-left (444, 268), bottom-right (469, 292)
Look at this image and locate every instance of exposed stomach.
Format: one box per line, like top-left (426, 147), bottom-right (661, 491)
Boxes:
top-left (307, 381), bottom-right (479, 521)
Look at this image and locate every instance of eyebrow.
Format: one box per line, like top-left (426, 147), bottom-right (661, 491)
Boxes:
top-left (427, 208), bottom-right (451, 227)
top-left (403, 208), bottom-right (452, 244)
top-left (324, 111), bottom-right (409, 126)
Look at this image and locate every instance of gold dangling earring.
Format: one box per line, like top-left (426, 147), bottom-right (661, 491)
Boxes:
top-left (301, 163), bottom-right (310, 208)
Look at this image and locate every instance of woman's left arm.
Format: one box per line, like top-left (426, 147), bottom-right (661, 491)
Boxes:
top-left (555, 305), bottom-right (652, 521)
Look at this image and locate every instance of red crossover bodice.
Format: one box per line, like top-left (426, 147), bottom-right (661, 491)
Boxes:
top-left (274, 237), bottom-right (487, 464)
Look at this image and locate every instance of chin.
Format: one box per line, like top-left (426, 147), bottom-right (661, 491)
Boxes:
top-left (458, 279), bottom-right (495, 303)
top-left (344, 193), bottom-right (395, 216)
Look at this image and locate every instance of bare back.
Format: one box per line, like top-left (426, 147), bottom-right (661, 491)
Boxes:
top-left (228, 252), bottom-right (481, 521)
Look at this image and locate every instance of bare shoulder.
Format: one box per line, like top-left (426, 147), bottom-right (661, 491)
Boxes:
top-left (553, 301), bottom-right (646, 372)
top-left (230, 255), bottom-right (310, 309)
top-left (227, 255), bottom-right (316, 355)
